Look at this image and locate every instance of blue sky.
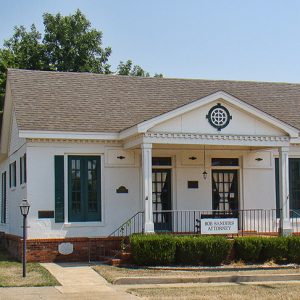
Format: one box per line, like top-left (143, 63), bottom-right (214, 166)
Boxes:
top-left (1, 0), bottom-right (300, 82)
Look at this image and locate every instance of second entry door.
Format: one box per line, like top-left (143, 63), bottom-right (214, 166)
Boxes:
top-left (152, 169), bottom-right (172, 231)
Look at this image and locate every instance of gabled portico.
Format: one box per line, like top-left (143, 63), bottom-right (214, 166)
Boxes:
top-left (124, 91), bottom-right (299, 236)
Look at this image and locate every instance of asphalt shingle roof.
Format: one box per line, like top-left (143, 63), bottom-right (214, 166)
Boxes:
top-left (7, 69), bottom-right (300, 133)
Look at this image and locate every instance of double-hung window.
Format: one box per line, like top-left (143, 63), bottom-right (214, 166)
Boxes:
top-left (68, 156), bottom-right (101, 222)
top-left (20, 154), bottom-right (27, 185)
top-left (9, 161), bottom-right (16, 188)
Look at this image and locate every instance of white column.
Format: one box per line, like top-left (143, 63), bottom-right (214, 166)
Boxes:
top-left (141, 143), bottom-right (154, 233)
top-left (279, 146), bottom-right (292, 236)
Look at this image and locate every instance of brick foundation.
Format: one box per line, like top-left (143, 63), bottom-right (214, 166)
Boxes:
top-left (3, 233), bottom-right (123, 262)
top-left (0, 231), bottom-right (5, 248)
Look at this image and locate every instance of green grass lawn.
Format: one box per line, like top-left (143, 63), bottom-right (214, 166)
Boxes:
top-left (128, 283), bottom-right (300, 299)
top-left (93, 264), bottom-right (300, 284)
top-left (0, 248), bottom-right (59, 287)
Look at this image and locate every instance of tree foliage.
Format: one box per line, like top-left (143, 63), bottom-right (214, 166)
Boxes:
top-left (42, 10), bottom-right (112, 73)
top-left (0, 9), bottom-right (162, 110)
top-left (117, 60), bottom-right (150, 77)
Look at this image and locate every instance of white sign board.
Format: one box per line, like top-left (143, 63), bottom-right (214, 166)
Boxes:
top-left (200, 218), bottom-right (238, 234)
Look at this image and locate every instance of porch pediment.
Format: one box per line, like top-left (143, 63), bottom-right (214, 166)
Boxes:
top-left (120, 91), bottom-right (299, 140)
top-left (149, 99), bottom-right (286, 137)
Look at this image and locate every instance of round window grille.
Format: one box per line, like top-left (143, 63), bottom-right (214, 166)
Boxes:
top-left (206, 104), bottom-right (232, 131)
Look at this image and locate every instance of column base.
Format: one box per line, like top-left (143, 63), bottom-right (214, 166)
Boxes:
top-left (144, 222), bottom-right (155, 234)
top-left (279, 228), bottom-right (293, 237)
top-left (279, 219), bottom-right (292, 236)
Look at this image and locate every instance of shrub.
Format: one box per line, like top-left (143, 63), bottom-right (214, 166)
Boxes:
top-left (234, 237), bottom-right (263, 262)
top-left (130, 234), bottom-right (176, 266)
top-left (176, 236), bottom-right (231, 266)
top-left (260, 237), bottom-right (288, 262)
top-left (175, 236), bottom-right (203, 265)
top-left (287, 236), bottom-right (300, 263)
top-left (200, 236), bottom-right (232, 265)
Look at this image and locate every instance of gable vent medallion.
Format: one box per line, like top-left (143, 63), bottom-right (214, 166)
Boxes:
top-left (206, 103), bottom-right (232, 131)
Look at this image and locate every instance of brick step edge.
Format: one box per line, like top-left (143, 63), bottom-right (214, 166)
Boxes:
top-left (113, 273), bottom-right (300, 285)
top-left (109, 258), bottom-right (131, 267)
top-left (99, 255), bottom-right (131, 266)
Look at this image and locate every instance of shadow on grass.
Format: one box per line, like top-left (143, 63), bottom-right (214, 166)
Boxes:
top-left (237, 282), bottom-right (278, 290)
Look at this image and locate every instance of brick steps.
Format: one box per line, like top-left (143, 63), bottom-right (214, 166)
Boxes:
top-left (100, 251), bottom-right (132, 266)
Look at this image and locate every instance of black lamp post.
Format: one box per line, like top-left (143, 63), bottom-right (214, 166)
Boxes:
top-left (20, 199), bottom-right (30, 278)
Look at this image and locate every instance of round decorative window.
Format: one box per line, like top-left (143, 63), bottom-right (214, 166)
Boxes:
top-left (206, 103), bottom-right (232, 131)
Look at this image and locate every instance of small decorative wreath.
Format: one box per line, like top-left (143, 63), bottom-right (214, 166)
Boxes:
top-left (206, 103), bottom-right (232, 131)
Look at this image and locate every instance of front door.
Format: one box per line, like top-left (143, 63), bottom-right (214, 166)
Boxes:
top-left (152, 169), bottom-right (172, 231)
top-left (212, 170), bottom-right (238, 216)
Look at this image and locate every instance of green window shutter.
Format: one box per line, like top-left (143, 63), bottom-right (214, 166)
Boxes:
top-left (55, 156), bottom-right (65, 223)
top-left (289, 158), bottom-right (300, 217)
top-left (13, 162), bottom-right (16, 187)
top-left (20, 157), bottom-right (22, 184)
top-left (9, 164), bottom-right (11, 188)
top-left (24, 153), bottom-right (27, 183)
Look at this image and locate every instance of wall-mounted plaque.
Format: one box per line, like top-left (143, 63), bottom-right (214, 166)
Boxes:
top-left (188, 181), bottom-right (199, 189)
top-left (38, 211), bottom-right (54, 218)
top-left (116, 186), bottom-right (128, 193)
top-left (58, 242), bottom-right (74, 255)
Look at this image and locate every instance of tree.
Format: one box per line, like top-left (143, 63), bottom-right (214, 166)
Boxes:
top-left (0, 9), bottom-right (162, 110)
top-left (117, 60), bottom-right (150, 77)
top-left (42, 10), bottom-right (111, 73)
top-left (0, 24), bottom-right (46, 108)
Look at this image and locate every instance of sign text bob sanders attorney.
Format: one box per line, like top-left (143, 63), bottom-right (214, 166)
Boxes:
top-left (200, 218), bottom-right (238, 234)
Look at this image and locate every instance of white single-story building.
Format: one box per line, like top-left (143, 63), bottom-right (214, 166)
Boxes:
top-left (0, 69), bottom-right (300, 261)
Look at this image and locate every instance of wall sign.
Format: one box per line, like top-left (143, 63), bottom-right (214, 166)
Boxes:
top-left (188, 181), bottom-right (199, 189)
top-left (206, 103), bottom-right (232, 131)
top-left (200, 218), bottom-right (238, 234)
top-left (116, 186), bottom-right (129, 193)
top-left (38, 211), bottom-right (54, 219)
top-left (58, 242), bottom-right (74, 255)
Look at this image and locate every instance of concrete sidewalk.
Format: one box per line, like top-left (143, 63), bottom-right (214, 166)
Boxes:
top-left (0, 262), bottom-right (139, 300)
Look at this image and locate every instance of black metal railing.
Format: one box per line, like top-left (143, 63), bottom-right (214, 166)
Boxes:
top-left (290, 209), bottom-right (300, 234)
top-left (109, 209), bottom-right (300, 238)
top-left (109, 211), bottom-right (145, 237)
top-left (153, 209), bottom-right (281, 235)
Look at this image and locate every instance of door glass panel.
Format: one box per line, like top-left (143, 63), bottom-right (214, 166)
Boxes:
top-left (157, 173), bottom-right (161, 182)
top-left (212, 158), bottom-right (239, 166)
top-left (152, 157), bottom-right (172, 166)
top-left (87, 159), bottom-right (98, 212)
top-left (71, 159), bottom-right (81, 213)
top-left (152, 169), bottom-right (172, 231)
top-left (212, 170), bottom-right (238, 212)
